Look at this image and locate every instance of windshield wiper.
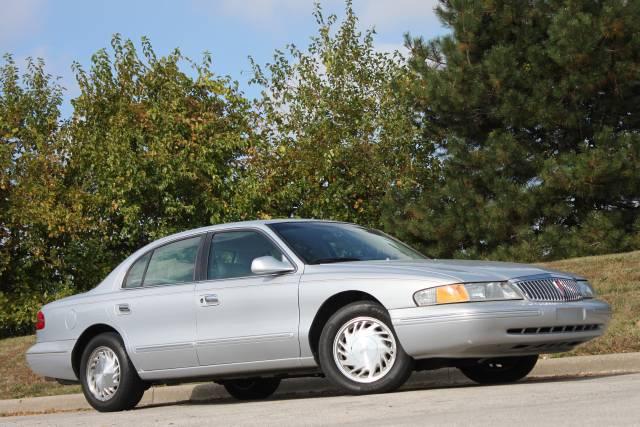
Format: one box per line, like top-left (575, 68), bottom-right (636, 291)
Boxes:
top-left (312, 257), bottom-right (362, 264)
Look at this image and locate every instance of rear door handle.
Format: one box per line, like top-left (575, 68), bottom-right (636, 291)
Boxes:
top-left (117, 303), bottom-right (131, 314)
top-left (199, 294), bottom-right (220, 306)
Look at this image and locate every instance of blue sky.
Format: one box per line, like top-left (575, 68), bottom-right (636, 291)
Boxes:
top-left (1, 0), bottom-right (447, 116)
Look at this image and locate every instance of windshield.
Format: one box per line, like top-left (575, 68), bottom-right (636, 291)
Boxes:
top-left (268, 222), bottom-right (426, 264)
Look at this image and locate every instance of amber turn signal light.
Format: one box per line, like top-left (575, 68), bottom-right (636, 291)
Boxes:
top-left (436, 284), bottom-right (471, 304)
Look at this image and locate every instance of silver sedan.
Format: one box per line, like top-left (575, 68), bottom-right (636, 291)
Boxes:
top-left (27, 220), bottom-right (611, 411)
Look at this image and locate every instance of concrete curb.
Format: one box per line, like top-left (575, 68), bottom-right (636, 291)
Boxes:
top-left (2, 352), bottom-right (639, 417)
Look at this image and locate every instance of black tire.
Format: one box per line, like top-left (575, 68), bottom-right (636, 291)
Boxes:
top-left (459, 355), bottom-right (539, 384)
top-left (79, 332), bottom-right (146, 412)
top-left (223, 377), bottom-right (281, 400)
top-left (318, 301), bottom-right (413, 394)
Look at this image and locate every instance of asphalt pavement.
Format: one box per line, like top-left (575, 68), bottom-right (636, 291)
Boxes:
top-left (3, 372), bottom-right (639, 426)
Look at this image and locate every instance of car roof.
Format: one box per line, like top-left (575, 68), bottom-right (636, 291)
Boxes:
top-left (153, 218), bottom-right (343, 243)
top-left (215, 217), bottom-right (341, 229)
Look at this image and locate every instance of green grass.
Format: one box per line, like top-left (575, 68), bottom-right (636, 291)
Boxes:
top-left (540, 250), bottom-right (640, 356)
top-left (1, 250), bottom-right (639, 399)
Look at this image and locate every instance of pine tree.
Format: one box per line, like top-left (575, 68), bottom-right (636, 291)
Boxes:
top-left (386, 0), bottom-right (640, 261)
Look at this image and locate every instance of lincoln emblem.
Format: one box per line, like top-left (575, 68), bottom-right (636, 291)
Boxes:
top-left (552, 279), bottom-right (566, 297)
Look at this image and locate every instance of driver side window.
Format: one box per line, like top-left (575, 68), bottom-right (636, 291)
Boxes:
top-left (208, 231), bottom-right (284, 280)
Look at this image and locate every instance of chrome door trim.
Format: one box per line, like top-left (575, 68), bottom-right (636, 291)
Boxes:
top-left (135, 342), bottom-right (195, 353)
top-left (120, 281), bottom-right (196, 291)
top-left (195, 332), bottom-right (295, 348)
top-left (26, 349), bottom-right (68, 355)
top-left (195, 273), bottom-right (298, 288)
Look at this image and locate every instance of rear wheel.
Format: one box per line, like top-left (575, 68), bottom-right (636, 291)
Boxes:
top-left (459, 355), bottom-right (539, 384)
top-left (223, 377), bottom-right (281, 400)
top-left (318, 301), bottom-right (413, 394)
top-left (79, 332), bottom-right (146, 412)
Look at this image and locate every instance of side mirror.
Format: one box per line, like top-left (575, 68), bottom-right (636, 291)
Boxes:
top-left (251, 256), bottom-right (295, 275)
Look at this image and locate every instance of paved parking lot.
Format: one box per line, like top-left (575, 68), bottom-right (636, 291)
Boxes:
top-left (3, 372), bottom-right (639, 426)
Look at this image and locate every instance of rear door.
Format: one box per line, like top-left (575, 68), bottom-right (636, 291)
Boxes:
top-left (114, 235), bottom-right (204, 371)
top-left (195, 229), bottom-right (301, 366)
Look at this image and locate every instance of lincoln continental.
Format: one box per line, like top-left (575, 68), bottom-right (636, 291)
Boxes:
top-left (27, 220), bottom-right (611, 411)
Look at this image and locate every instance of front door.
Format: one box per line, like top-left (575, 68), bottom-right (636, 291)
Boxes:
top-left (195, 230), bottom-right (301, 366)
top-left (114, 235), bottom-right (203, 371)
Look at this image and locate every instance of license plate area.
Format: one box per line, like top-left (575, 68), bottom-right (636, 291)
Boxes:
top-left (556, 307), bottom-right (584, 322)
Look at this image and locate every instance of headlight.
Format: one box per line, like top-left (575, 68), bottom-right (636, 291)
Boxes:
top-left (413, 282), bottom-right (522, 306)
top-left (576, 280), bottom-right (596, 298)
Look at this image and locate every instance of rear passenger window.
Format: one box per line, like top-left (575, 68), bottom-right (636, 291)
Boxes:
top-left (124, 252), bottom-right (151, 288)
top-left (142, 236), bottom-right (201, 286)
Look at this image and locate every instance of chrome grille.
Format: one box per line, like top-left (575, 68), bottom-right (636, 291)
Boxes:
top-left (514, 278), bottom-right (582, 302)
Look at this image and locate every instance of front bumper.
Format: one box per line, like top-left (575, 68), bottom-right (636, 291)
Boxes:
top-left (390, 299), bottom-right (611, 359)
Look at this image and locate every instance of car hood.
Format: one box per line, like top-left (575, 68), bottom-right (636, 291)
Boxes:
top-left (303, 259), bottom-right (582, 284)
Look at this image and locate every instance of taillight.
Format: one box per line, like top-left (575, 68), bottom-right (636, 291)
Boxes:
top-left (35, 311), bottom-right (45, 330)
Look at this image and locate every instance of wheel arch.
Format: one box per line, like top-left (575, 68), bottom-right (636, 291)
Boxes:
top-left (307, 291), bottom-right (383, 362)
top-left (71, 324), bottom-right (123, 378)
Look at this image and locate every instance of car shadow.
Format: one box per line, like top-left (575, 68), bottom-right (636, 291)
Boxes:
top-left (134, 370), bottom-right (635, 411)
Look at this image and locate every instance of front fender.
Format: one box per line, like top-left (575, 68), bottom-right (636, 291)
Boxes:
top-left (298, 277), bottom-right (436, 358)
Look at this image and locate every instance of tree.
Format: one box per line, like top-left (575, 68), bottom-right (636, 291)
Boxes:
top-left (0, 55), bottom-right (72, 335)
top-left (388, 0), bottom-right (640, 260)
top-left (245, 1), bottom-right (429, 228)
top-left (63, 35), bottom-right (254, 291)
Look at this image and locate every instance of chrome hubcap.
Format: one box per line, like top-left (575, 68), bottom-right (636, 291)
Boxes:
top-left (333, 316), bottom-right (397, 383)
top-left (86, 346), bottom-right (121, 401)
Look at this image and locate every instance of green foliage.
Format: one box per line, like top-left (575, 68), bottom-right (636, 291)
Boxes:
top-left (0, 37), bottom-right (253, 336)
top-left (63, 35), bottom-right (253, 290)
top-left (0, 54), bottom-right (72, 336)
top-left (2, 1), bottom-right (640, 337)
top-left (387, 0), bottom-right (640, 261)
top-left (245, 1), bottom-right (429, 227)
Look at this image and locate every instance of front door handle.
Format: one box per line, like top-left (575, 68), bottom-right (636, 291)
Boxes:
top-left (200, 294), bottom-right (220, 306)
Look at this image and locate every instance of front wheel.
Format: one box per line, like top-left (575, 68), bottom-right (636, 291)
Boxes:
top-left (318, 301), bottom-right (413, 394)
top-left (459, 355), bottom-right (539, 384)
top-left (223, 377), bottom-right (281, 400)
